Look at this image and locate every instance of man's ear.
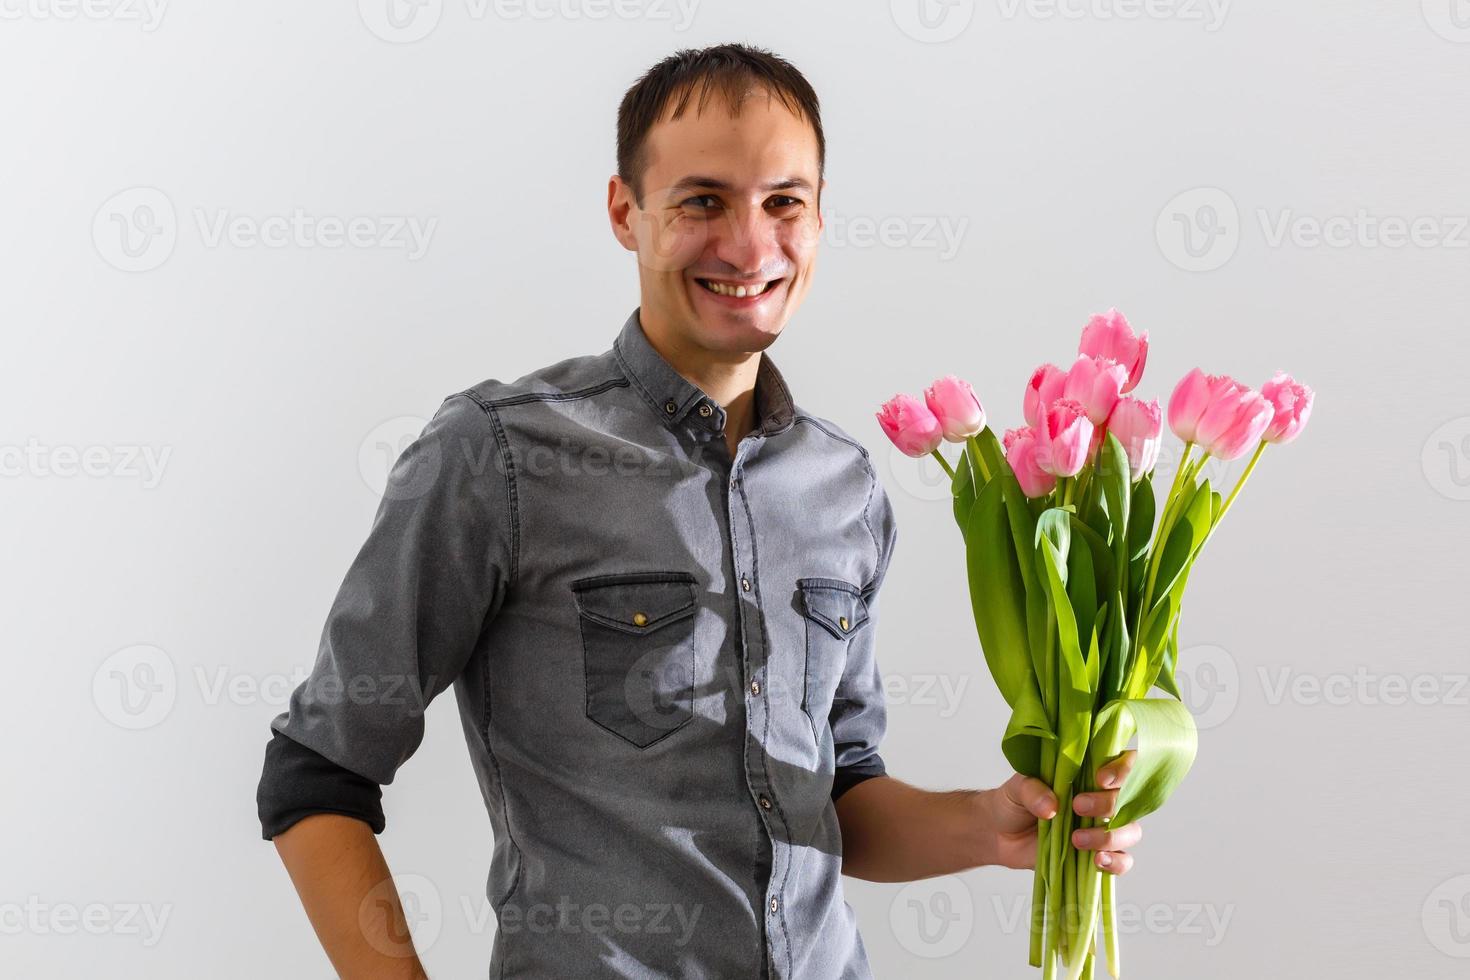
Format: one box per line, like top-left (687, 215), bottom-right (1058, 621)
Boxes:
top-left (816, 177), bottom-right (827, 235)
top-left (607, 175), bottom-right (639, 253)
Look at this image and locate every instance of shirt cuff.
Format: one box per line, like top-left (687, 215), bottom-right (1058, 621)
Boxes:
top-left (831, 755), bottom-right (887, 803)
top-left (257, 730), bottom-right (385, 840)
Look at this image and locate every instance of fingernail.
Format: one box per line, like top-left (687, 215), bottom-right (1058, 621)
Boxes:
top-left (1100, 773), bottom-right (1116, 788)
top-left (1072, 830), bottom-right (1087, 847)
top-left (1075, 796), bottom-right (1091, 814)
top-left (1098, 852), bottom-right (1112, 868)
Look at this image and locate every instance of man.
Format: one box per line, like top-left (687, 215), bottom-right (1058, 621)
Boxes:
top-left (257, 43), bottom-right (1142, 979)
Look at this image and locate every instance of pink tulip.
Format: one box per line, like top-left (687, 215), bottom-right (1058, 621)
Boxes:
top-left (1259, 372), bottom-right (1315, 444)
top-left (1079, 308), bottom-right (1149, 393)
top-left (924, 375), bottom-right (987, 443)
top-left (877, 393), bottom-right (944, 457)
top-left (1063, 354), bottom-right (1130, 426)
top-left (1195, 381), bottom-right (1275, 460)
top-left (1004, 427), bottom-right (1057, 498)
top-left (1024, 363), bottom-right (1067, 428)
top-left (1037, 398), bottom-right (1094, 477)
top-left (1108, 396), bottom-right (1162, 481)
top-left (1168, 368), bottom-right (1230, 443)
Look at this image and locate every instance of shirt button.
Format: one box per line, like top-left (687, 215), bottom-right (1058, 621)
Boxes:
top-left (769, 897), bottom-right (780, 913)
top-left (741, 576), bottom-right (751, 592)
top-left (631, 612), bottom-right (648, 627)
top-left (758, 795), bottom-right (772, 810)
top-left (664, 400), bottom-right (677, 414)
top-left (750, 680), bottom-right (760, 695)
top-left (698, 402), bottom-right (713, 418)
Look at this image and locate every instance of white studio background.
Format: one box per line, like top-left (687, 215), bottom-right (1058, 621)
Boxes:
top-left (2, 2), bottom-right (1467, 978)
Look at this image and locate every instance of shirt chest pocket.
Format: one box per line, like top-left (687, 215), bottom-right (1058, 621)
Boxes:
top-left (571, 571), bottom-right (698, 748)
top-left (796, 577), bottom-right (871, 739)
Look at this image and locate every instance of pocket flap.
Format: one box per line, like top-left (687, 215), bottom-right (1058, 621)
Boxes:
top-left (572, 572), bottom-right (697, 634)
top-left (797, 577), bottom-right (870, 640)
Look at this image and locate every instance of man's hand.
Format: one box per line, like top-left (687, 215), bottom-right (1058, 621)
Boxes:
top-left (977, 750), bottom-right (1143, 875)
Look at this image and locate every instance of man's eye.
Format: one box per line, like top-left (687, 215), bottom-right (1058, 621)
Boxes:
top-left (682, 195), bottom-right (721, 211)
top-left (767, 195), bottom-right (803, 212)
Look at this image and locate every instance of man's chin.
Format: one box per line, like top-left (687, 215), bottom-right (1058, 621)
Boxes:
top-left (684, 279), bottom-right (792, 344)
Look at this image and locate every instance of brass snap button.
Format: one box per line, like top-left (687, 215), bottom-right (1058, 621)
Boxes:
top-left (839, 616), bottom-right (850, 631)
top-left (632, 611), bottom-right (649, 627)
top-left (698, 403), bottom-right (713, 417)
top-left (663, 400), bottom-right (677, 414)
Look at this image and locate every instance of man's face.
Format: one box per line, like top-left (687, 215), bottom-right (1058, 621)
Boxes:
top-left (608, 89), bottom-right (823, 355)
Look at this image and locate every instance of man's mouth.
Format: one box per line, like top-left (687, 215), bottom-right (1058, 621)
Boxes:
top-left (694, 277), bottom-right (784, 300)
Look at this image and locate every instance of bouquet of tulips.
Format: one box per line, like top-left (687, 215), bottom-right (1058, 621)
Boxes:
top-left (876, 310), bottom-right (1314, 980)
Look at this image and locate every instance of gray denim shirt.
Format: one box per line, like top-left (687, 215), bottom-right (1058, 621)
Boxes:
top-left (263, 309), bottom-right (899, 979)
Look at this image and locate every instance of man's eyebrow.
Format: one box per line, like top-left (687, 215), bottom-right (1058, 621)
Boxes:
top-left (664, 175), bottom-right (816, 196)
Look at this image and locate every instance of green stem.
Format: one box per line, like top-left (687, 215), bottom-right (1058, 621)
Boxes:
top-left (970, 434), bottom-right (992, 483)
top-left (929, 447), bottom-right (956, 480)
top-left (1031, 822), bottom-right (1048, 967)
top-left (1102, 873), bottom-right (1120, 977)
top-left (1166, 441), bottom-right (1195, 501)
top-left (1213, 439), bottom-right (1268, 529)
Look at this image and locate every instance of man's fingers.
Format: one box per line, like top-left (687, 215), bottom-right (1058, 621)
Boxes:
top-left (1072, 822), bottom-right (1142, 852)
top-left (1003, 774), bottom-right (1058, 820)
top-left (1096, 749), bottom-right (1137, 789)
top-left (1073, 789), bottom-right (1118, 817)
top-left (1094, 850), bottom-right (1134, 875)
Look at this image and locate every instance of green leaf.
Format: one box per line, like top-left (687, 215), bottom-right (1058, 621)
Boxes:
top-left (1154, 615), bottom-right (1183, 699)
top-left (1129, 592), bottom-right (1176, 699)
top-left (1151, 478), bottom-right (1213, 615)
top-left (974, 428), bottom-right (1008, 487)
top-left (1035, 509), bottom-right (1072, 579)
top-left (1089, 698), bottom-right (1198, 827)
top-left (951, 443), bottom-right (976, 531)
top-left (1038, 538), bottom-right (1093, 784)
top-left (1101, 588), bottom-right (1129, 701)
top-left (1001, 680), bottom-right (1054, 778)
top-left (965, 477), bottom-right (1033, 708)
top-left (1127, 474), bottom-right (1156, 563)
top-left (1066, 529), bottom-right (1098, 658)
top-left (1126, 476), bottom-right (1156, 620)
top-left (1098, 432), bottom-right (1131, 564)
top-left (998, 457), bottom-right (1040, 600)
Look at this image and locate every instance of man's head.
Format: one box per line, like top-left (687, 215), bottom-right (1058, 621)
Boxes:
top-left (608, 44), bottom-right (825, 356)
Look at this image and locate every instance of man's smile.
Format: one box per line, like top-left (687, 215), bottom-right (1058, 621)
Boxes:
top-left (691, 275), bottom-right (787, 306)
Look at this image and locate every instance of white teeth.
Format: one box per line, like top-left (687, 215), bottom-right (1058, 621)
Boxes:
top-left (702, 279), bottom-right (774, 297)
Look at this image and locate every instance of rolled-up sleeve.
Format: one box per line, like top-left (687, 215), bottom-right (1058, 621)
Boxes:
top-left (828, 467), bottom-right (899, 802)
top-left (257, 391), bottom-right (512, 839)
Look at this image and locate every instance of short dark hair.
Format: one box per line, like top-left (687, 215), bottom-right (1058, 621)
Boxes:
top-left (616, 43), bottom-right (825, 202)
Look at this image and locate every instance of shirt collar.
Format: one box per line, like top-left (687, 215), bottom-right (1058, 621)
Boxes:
top-left (613, 308), bottom-right (796, 439)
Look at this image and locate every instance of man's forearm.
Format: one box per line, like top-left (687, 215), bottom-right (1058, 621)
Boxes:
top-left (273, 813), bottom-right (428, 979)
top-left (834, 774), bottom-right (1001, 882)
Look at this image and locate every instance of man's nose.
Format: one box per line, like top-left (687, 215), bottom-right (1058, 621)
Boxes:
top-left (710, 205), bottom-right (782, 275)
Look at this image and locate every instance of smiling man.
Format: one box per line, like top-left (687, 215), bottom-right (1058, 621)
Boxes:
top-left (257, 43), bottom-right (1142, 979)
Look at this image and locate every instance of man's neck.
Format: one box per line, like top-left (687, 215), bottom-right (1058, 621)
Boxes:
top-left (638, 312), bottom-right (761, 453)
